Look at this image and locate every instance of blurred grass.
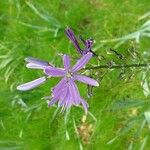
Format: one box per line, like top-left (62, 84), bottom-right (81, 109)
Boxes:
top-left (0, 0), bottom-right (150, 149)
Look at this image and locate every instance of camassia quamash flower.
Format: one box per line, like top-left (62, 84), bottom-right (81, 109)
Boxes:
top-left (17, 53), bottom-right (99, 112)
top-left (44, 52), bottom-right (99, 112)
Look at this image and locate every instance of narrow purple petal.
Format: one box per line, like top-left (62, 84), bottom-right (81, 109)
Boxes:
top-left (72, 52), bottom-right (93, 72)
top-left (59, 87), bottom-right (70, 108)
top-left (25, 57), bottom-right (50, 66)
top-left (58, 87), bottom-right (68, 106)
top-left (75, 75), bottom-right (99, 87)
top-left (85, 39), bottom-right (94, 49)
top-left (48, 95), bottom-right (59, 106)
top-left (65, 28), bottom-right (75, 40)
top-left (80, 39), bottom-right (94, 55)
top-left (52, 78), bottom-right (67, 95)
top-left (80, 98), bottom-right (89, 113)
top-left (65, 28), bottom-right (82, 54)
top-left (68, 80), bottom-right (80, 104)
top-left (17, 77), bottom-right (46, 91)
top-left (63, 55), bottom-right (70, 71)
top-left (49, 85), bottom-right (67, 106)
top-left (26, 63), bottom-right (48, 69)
top-left (44, 67), bottom-right (65, 77)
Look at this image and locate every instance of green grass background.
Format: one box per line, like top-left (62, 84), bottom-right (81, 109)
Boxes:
top-left (0, 0), bottom-right (150, 149)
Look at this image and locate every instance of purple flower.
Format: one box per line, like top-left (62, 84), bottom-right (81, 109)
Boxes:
top-left (17, 77), bottom-right (47, 91)
top-left (25, 57), bottom-right (53, 69)
top-left (44, 52), bottom-right (99, 112)
top-left (65, 27), bottom-right (97, 56)
top-left (17, 57), bottom-right (53, 91)
top-left (17, 53), bottom-right (99, 113)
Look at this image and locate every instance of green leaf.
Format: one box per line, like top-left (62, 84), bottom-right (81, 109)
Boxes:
top-left (140, 135), bottom-right (148, 150)
top-left (109, 99), bottom-right (147, 110)
top-left (144, 111), bottom-right (150, 129)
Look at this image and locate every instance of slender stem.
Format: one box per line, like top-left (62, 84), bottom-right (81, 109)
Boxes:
top-left (85, 63), bottom-right (149, 70)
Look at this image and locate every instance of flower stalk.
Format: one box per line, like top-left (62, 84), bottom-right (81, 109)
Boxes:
top-left (85, 63), bottom-right (149, 70)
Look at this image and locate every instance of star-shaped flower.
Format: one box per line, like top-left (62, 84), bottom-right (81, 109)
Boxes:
top-left (44, 52), bottom-right (99, 112)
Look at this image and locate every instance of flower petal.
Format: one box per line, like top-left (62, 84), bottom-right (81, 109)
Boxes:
top-left (52, 78), bottom-right (67, 95)
top-left (72, 52), bottom-right (93, 72)
top-left (64, 89), bottom-right (72, 109)
top-left (63, 55), bottom-right (70, 71)
top-left (80, 98), bottom-right (89, 113)
top-left (85, 39), bottom-right (94, 49)
top-left (75, 75), bottom-right (99, 87)
top-left (59, 87), bottom-right (70, 108)
top-left (65, 28), bottom-right (82, 54)
top-left (68, 79), bottom-right (80, 104)
top-left (26, 63), bottom-right (48, 69)
top-left (58, 87), bottom-right (68, 106)
top-left (48, 95), bottom-right (59, 106)
top-left (25, 57), bottom-right (50, 66)
top-left (49, 85), bottom-right (67, 106)
top-left (44, 67), bottom-right (65, 77)
top-left (17, 77), bottom-right (46, 91)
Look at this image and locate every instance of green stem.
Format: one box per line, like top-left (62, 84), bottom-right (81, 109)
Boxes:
top-left (85, 63), bottom-right (149, 70)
